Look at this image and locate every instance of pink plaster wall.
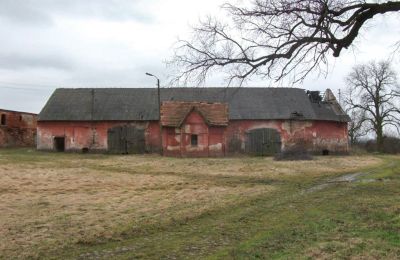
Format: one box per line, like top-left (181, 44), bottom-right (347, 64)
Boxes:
top-left (225, 120), bottom-right (348, 154)
top-left (162, 111), bottom-right (225, 157)
top-left (37, 118), bottom-right (348, 155)
top-left (37, 121), bottom-right (160, 152)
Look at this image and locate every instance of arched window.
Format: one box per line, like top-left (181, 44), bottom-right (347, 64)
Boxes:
top-left (1, 114), bottom-right (6, 125)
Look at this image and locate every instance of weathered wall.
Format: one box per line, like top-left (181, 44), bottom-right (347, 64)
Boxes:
top-left (162, 111), bottom-right (225, 157)
top-left (226, 120), bottom-right (348, 155)
top-left (0, 110), bottom-right (37, 147)
top-left (282, 120), bottom-right (348, 153)
top-left (37, 118), bottom-right (348, 155)
top-left (37, 121), bottom-right (160, 152)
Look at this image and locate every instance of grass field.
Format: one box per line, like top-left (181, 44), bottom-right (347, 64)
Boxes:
top-left (0, 149), bottom-right (399, 259)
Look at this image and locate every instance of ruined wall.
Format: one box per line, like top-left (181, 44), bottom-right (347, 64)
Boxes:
top-left (37, 121), bottom-right (160, 152)
top-left (0, 110), bottom-right (37, 147)
top-left (37, 118), bottom-right (348, 155)
top-left (226, 120), bottom-right (348, 155)
top-left (281, 120), bottom-right (348, 153)
top-left (162, 111), bottom-right (225, 157)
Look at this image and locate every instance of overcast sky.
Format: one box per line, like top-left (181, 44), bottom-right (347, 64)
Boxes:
top-left (0, 0), bottom-right (399, 113)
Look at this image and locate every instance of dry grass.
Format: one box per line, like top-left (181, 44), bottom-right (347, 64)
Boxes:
top-left (0, 150), bottom-right (383, 259)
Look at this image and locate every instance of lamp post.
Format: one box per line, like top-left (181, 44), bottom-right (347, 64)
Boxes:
top-left (145, 72), bottom-right (162, 155)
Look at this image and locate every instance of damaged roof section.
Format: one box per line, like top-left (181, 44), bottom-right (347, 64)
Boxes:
top-left (38, 87), bottom-right (350, 122)
top-left (161, 101), bottom-right (228, 127)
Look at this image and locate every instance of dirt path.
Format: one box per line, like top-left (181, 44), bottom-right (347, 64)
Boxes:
top-left (306, 160), bottom-right (396, 194)
top-left (305, 172), bottom-right (367, 193)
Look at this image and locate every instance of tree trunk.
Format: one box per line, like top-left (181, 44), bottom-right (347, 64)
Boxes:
top-left (376, 126), bottom-right (384, 152)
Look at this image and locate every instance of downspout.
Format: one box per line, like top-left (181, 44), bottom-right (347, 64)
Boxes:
top-left (91, 89), bottom-right (95, 149)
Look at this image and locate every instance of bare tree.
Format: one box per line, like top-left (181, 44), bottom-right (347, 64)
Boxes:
top-left (171, 0), bottom-right (400, 85)
top-left (347, 108), bottom-right (367, 144)
top-left (342, 100), bottom-right (368, 144)
top-left (341, 88), bottom-right (368, 144)
top-left (345, 60), bottom-right (400, 152)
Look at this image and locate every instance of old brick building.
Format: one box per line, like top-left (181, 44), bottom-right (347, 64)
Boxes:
top-left (0, 109), bottom-right (37, 147)
top-left (37, 87), bottom-right (350, 156)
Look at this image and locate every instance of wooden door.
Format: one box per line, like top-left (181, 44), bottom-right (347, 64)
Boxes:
top-left (107, 125), bottom-right (145, 154)
top-left (125, 127), bottom-right (145, 154)
top-left (245, 128), bottom-right (281, 156)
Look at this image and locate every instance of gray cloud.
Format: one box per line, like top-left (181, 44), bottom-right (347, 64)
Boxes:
top-left (0, 0), bottom-right (154, 26)
top-left (0, 0), bottom-right (398, 115)
top-left (0, 87), bottom-right (53, 113)
top-left (0, 53), bottom-right (73, 70)
top-left (0, 1), bottom-right (52, 25)
top-left (63, 59), bottom-right (167, 87)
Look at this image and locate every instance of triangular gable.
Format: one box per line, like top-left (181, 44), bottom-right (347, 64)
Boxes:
top-left (178, 106), bottom-right (209, 127)
top-left (160, 101), bottom-right (228, 127)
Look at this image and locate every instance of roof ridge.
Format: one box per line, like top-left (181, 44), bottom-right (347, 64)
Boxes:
top-left (55, 87), bottom-right (307, 90)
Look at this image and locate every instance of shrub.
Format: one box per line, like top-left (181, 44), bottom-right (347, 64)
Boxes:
top-left (356, 136), bottom-right (400, 154)
top-left (382, 136), bottom-right (400, 154)
top-left (349, 145), bottom-right (368, 156)
top-left (274, 142), bottom-right (313, 161)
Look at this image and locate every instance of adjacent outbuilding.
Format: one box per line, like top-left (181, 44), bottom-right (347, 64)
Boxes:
top-left (0, 109), bottom-right (37, 148)
top-left (37, 87), bottom-right (350, 156)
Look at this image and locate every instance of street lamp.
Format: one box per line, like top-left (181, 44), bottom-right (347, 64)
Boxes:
top-left (145, 72), bottom-right (162, 155)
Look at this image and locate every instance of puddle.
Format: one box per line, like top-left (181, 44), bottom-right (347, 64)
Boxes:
top-left (304, 170), bottom-right (393, 194)
top-left (304, 172), bottom-right (367, 193)
top-left (328, 172), bottom-right (365, 183)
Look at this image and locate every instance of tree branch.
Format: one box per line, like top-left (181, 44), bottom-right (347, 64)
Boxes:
top-left (170, 0), bottom-right (400, 85)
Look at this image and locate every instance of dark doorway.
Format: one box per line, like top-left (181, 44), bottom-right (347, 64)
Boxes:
top-left (108, 125), bottom-right (145, 154)
top-left (1, 114), bottom-right (6, 125)
top-left (322, 149), bottom-right (330, 156)
top-left (54, 137), bottom-right (65, 152)
top-left (245, 128), bottom-right (281, 156)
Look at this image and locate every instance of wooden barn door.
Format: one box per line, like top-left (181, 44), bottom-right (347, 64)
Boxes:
top-left (245, 128), bottom-right (281, 156)
top-left (107, 126), bottom-right (124, 154)
top-left (107, 125), bottom-right (145, 154)
top-left (125, 126), bottom-right (145, 154)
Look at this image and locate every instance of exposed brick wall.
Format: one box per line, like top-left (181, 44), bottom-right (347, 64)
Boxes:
top-left (0, 109), bottom-right (37, 148)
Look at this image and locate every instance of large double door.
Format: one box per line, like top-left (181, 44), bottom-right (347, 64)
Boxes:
top-left (245, 128), bottom-right (281, 156)
top-left (107, 125), bottom-right (145, 154)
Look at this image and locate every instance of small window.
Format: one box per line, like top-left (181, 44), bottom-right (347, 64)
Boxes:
top-left (191, 134), bottom-right (198, 146)
top-left (1, 114), bottom-right (6, 125)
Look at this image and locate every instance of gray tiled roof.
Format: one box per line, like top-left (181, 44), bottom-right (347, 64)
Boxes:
top-left (38, 87), bottom-right (350, 122)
